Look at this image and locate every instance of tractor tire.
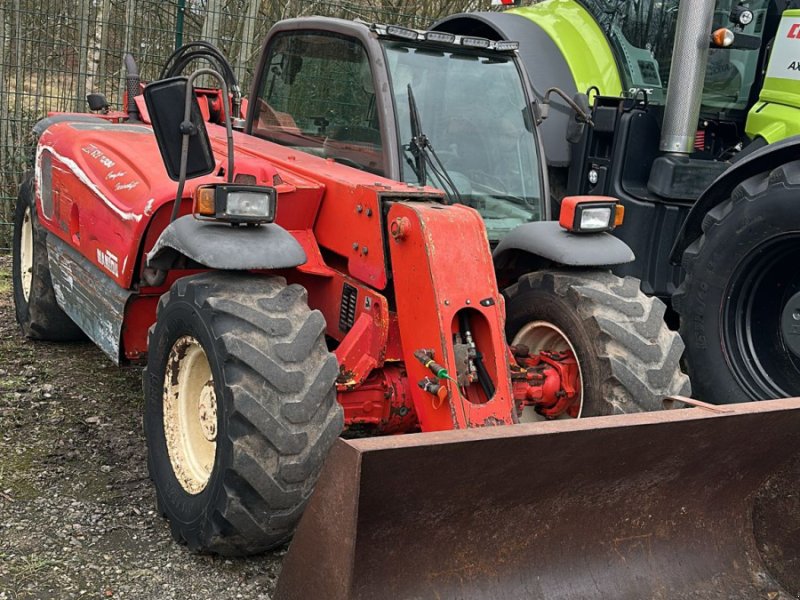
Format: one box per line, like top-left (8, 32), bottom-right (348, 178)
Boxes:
top-left (12, 173), bottom-right (83, 340)
top-left (673, 161), bottom-right (800, 403)
top-left (143, 272), bottom-right (343, 556)
top-left (504, 270), bottom-right (690, 417)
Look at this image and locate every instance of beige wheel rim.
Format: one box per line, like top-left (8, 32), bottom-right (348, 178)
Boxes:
top-left (512, 321), bottom-right (584, 421)
top-left (163, 336), bottom-right (218, 494)
top-left (20, 207), bottom-right (33, 303)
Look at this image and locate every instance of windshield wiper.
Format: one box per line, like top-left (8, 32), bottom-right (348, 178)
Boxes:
top-left (405, 84), bottom-right (462, 205)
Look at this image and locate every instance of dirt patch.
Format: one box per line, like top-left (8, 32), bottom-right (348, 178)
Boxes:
top-left (0, 254), bottom-right (282, 599)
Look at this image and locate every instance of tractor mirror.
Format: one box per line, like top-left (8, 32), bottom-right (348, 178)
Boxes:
top-left (144, 77), bottom-right (215, 181)
top-left (566, 92), bottom-right (590, 144)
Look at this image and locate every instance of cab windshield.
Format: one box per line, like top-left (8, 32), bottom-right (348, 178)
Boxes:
top-left (382, 41), bottom-right (544, 241)
top-left (580, 0), bottom-right (770, 114)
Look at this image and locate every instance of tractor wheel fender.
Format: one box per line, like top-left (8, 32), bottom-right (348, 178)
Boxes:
top-left (492, 221), bottom-right (634, 270)
top-left (673, 159), bottom-right (800, 403)
top-left (143, 272), bottom-right (343, 554)
top-left (12, 172), bottom-right (84, 341)
top-left (147, 214), bottom-right (307, 271)
top-left (670, 134), bottom-right (800, 264)
top-left (504, 269), bottom-right (690, 416)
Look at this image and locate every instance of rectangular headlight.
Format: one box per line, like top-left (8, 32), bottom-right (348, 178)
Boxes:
top-left (226, 190), bottom-right (272, 218)
top-left (194, 184), bottom-right (277, 224)
top-left (559, 196), bottom-right (620, 233)
top-left (579, 207), bottom-right (612, 231)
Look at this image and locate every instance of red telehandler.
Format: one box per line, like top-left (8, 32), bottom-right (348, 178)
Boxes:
top-left (11, 16), bottom-right (800, 600)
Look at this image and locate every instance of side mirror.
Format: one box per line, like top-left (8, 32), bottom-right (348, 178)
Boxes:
top-left (566, 92), bottom-right (590, 144)
top-left (143, 77), bottom-right (215, 181)
top-left (87, 93), bottom-right (109, 113)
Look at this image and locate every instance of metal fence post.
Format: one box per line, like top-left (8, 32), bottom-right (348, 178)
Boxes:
top-left (176, 0), bottom-right (186, 50)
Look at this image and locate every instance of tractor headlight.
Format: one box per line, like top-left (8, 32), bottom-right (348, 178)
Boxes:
top-left (194, 184), bottom-right (276, 225)
top-left (559, 196), bottom-right (623, 233)
top-left (226, 190), bottom-right (272, 218)
top-left (579, 207), bottom-right (612, 231)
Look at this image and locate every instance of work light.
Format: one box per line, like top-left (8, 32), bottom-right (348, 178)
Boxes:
top-left (194, 184), bottom-right (277, 224)
top-left (558, 196), bottom-right (623, 233)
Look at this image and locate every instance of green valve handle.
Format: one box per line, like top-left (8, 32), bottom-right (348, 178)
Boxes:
top-left (415, 350), bottom-right (455, 382)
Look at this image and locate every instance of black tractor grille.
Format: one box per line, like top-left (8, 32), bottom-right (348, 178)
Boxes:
top-left (339, 283), bottom-right (358, 333)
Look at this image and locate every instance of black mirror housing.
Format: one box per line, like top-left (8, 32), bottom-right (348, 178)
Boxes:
top-left (566, 92), bottom-right (590, 144)
top-left (87, 93), bottom-right (109, 112)
top-left (143, 77), bottom-right (216, 181)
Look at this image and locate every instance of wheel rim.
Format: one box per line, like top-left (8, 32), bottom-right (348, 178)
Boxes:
top-left (512, 320), bottom-right (583, 421)
top-left (20, 207), bottom-right (33, 303)
top-left (163, 336), bottom-right (218, 494)
top-left (724, 233), bottom-right (800, 399)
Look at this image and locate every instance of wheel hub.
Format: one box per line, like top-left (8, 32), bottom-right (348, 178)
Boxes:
top-left (163, 336), bottom-right (217, 495)
top-left (724, 233), bottom-right (800, 398)
top-left (198, 382), bottom-right (218, 442)
top-left (512, 320), bottom-right (583, 421)
top-left (781, 290), bottom-right (800, 359)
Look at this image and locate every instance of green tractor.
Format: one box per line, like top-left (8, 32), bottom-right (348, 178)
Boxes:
top-left (435, 0), bottom-right (800, 404)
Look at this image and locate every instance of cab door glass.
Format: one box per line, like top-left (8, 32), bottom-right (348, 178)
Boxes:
top-left (580, 0), bottom-right (769, 112)
top-left (254, 32), bottom-right (384, 175)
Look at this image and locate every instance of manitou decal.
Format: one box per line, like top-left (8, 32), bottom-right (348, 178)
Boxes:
top-left (97, 248), bottom-right (120, 277)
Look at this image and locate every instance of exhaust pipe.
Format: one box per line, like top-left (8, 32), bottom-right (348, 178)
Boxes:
top-left (124, 54), bottom-right (141, 122)
top-left (659, 0), bottom-right (716, 153)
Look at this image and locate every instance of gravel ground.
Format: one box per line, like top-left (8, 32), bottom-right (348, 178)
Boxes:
top-left (0, 254), bottom-right (283, 600)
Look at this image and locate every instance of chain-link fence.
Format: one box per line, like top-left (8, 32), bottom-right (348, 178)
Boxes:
top-left (0, 0), bottom-right (499, 250)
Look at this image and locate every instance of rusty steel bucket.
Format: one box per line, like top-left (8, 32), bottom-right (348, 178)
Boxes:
top-left (274, 398), bottom-right (800, 600)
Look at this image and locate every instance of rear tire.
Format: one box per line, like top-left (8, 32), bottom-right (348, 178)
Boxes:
top-left (504, 270), bottom-right (690, 417)
top-left (674, 161), bottom-right (800, 403)
top-left (144, 272), bottom-right (343, 555)
top-left (12, 173), bottom-right (83, 340)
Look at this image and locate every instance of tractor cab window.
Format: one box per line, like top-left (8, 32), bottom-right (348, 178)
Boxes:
top-left (253, 32), bottom-right (384, 175)
top-left (579, 0), bottom-right (770, 114)
top-left (382, 42), bottom-right (543, 242)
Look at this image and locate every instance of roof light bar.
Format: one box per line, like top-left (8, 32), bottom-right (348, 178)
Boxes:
top-left (495, 40), bottom-right (520, 51)
top-left (386, 25), bottom-right (420, 40)
top-left (372, 22), bottom-right (519, 52)
top-left (461, 36), bottom-right (491, 48)
top-left (425, 31), bottom-right (456, 44)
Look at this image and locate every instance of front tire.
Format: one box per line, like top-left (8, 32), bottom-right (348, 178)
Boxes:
top-left (674, 161), bottom-right (800, 403)
top-left (504, 270), bottom-right (690, 417)
top-left (12, 173), bottom-right (83, 340)
top-left (144, 273), bottom-right (343, 555)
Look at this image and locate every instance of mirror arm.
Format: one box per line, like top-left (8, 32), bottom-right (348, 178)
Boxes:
top-left (170, 68), bottom-right (235, 224)
top-left (543, 87), bottom-right (595, 128)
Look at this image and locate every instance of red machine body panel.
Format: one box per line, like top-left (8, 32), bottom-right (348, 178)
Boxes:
top-left (33, 111), bottom-right (570, 433)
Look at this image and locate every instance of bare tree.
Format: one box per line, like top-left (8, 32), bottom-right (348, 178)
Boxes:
top-left (86, 0), bottom-right (113, 95)
top-left (201, 0), bottom-right (223, 48)
top-left (236, 0), bottom-right (262, 89)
